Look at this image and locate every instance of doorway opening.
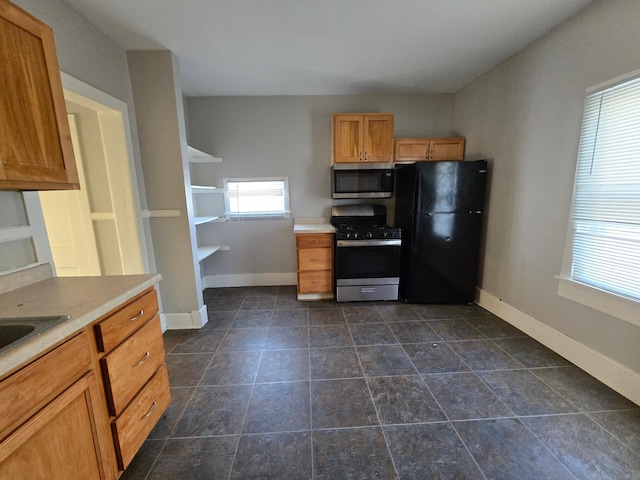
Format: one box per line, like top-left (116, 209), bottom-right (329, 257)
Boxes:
top-left (39, 75), bottom-right (148, 276)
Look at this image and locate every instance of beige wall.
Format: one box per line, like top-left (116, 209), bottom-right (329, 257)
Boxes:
top-left (452, 0), bottom-right (640, 371)
top-left (187, 94), bottom-right (454, 277)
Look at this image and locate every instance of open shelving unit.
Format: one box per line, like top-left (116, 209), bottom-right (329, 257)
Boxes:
top-left (187, 146), bottom-right (229, 264)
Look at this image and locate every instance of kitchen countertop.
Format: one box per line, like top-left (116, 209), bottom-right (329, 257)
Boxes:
top-left (0, 273), bottom-right (161, 378)
top-left (293, 218), bottom-right (335, 234)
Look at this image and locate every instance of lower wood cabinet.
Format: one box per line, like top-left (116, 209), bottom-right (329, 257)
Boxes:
top-left (0, 285), bottom-right (168, 479)
top-left (0, 333), bottom-right (113, 480)
top-left (296, 233), bottom-right (334, 300)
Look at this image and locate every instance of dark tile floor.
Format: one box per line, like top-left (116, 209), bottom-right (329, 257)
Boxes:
top-left (123, 285), bottom-right (640, 479)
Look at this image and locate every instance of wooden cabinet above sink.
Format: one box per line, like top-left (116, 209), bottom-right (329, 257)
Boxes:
top-left (0, 0), bottom-right (79, 190)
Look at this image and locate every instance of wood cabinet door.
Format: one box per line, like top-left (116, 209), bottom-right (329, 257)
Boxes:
top-left (333, 115), bottom-right (363, 163)
top-left (394, 139), bottom-right (429, 162)
top-left (0, 372), bottom-right (107, 480)
top-left (429, 138), bottom-right (465, 161)
top-left (0, 0), bottom-right (78, 190)
top-left (363, 114), bottom-right (394, 162)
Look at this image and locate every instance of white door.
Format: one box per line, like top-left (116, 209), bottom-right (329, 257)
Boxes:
top-left (39, 115), bottom-right (101, 276)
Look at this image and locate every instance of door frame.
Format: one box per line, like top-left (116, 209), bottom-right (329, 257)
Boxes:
top-left (59, 72), bottom-right (151, 274)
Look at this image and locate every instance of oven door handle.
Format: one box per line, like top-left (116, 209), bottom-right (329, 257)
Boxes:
top-left (336, 239), bottom-right (402, 247)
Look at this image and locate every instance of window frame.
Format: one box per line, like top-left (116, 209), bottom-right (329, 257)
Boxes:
top-left (223, 176), bottom-right (291, 220)
top-left (558, 69), bottom-right (640, 327)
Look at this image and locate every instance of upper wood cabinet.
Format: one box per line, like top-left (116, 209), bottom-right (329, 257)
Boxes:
top-left (395, 137), bottom-right (465, 162)
top-left (0, 0), bottom-right (78, 190)
top-left (332, 113), bottom-right (394, 163)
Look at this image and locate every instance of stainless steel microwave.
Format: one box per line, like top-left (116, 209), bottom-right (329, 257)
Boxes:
top-left (331, 163), bottom-right (395, 199)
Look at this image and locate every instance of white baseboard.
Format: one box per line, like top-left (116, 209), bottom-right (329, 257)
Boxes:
top-left (163, 304), bottom-right (209, 330)
top-left (203, 273), bottom-right (297, 288)
top-left (476, 288), bottom-right (640, 406)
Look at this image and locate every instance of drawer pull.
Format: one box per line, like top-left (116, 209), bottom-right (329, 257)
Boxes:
top-left (129, 309), bottom-right (144, 322)
top-left (141, 401), bottom-right (157, 419)
top-left (135, 351), bottom-right (150, 366)
top-left (310, 258), bottom-right (320, 261)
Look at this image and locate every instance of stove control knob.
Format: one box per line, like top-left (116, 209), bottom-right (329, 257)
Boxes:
top-left (346, 232), bottom-right (351, 239)
top-left (353, 232), bottom-right (359, 239)
top-left (365, 232), bottom-right (373, 239)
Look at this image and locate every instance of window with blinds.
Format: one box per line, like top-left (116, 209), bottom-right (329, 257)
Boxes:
top-left (565, 74), bottom-right (640, 304)
top-left (223, 177), bottom-right (290, 219)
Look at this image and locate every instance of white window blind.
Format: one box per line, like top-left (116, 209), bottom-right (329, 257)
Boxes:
top-left (224, 177), bottom-right (290, 219)
top-left (568, 74), bottom-right (640, 302)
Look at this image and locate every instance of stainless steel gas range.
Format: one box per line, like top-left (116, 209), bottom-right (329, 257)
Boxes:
top-left (330, 205), bottom-right (401, 302)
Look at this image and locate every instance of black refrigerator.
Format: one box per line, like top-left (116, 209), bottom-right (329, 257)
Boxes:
top-left (394, 160), bottom-right (488, 304)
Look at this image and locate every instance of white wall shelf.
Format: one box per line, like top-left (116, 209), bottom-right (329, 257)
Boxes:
top-left (194, 216), bottom-right (226, 226)
top-left (187, 146), bottom-right (222, 163)
top-left (191, 185), bottom-right (224, 194)
top-left (197, 244), bottom-right (230, 262)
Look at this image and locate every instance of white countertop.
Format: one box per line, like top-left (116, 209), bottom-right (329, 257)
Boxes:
top-left (293, 218), bottom-right (335, 234)
top-left (0, 274), bottom-right (161, 378)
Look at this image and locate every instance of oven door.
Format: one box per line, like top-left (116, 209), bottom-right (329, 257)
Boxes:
top-left (334, 239), bottom-right (401, 282)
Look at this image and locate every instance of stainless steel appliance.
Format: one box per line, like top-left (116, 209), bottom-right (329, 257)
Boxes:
top-left (331, 205), bottom-right (401, 302)
top-left (394, 160), bottom-right (488, 303)
top-left (331, 163), bottom-right (394, 199)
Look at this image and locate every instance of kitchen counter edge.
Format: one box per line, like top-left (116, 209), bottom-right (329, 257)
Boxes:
top-left (0, 273), bottom-right (161, 378)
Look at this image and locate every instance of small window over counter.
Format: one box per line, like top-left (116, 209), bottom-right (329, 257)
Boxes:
top-left (223, 177), bottom-right (291, 219)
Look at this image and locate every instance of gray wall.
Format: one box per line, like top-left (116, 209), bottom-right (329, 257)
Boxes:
top-left (187, 94), bottom-right (454, 276)
top-left (452, 0), bottom-right (640, 371)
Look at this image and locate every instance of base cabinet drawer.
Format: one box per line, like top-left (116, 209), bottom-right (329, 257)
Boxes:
top-left (113, 364), bottom-right (170, 470)
top-left (102, 316), bottom-right (165, 416)
top-left (298, 248), bottom-right (332, 271)
top-left (298, 271), bottom-right (333, 293)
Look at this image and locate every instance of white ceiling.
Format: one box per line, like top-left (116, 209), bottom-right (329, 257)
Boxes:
top-left (64, 0), bottom-right (594, 97)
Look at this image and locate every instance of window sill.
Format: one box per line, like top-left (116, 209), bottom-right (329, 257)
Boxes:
top-left (226, 212), bottom-right (291, 221)
top-left (556, 276), bottom-right (640, 328)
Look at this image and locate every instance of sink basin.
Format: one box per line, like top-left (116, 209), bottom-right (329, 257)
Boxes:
top-left (0, 324), bottom-right (36, 350)
top-left (0, 315), bottom-right (71, 356)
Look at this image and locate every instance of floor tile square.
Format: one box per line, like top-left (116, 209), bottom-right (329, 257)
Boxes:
top-left (590, 409), bottom-right (640, 455)
top-left (367, 375), bottom-right (445, 424)
top-left (241, 296), bottom-right (276, 310)
top-left (120, 440), bottom-right (164, 480)
top-left (264, 326), bottom-right (309, 350)
top-left (204, 310), bottom-right (236, 330)
top-left (255, 349), bottom-right (309, 382)
top-left (171, 329), bottom-right (223, 353)
top-left (423, 372), bottom-right (514, 420)
top-left (200, 350), bottom-right (261, 385)
top-left (448, 339), bottom-right (523, 370)
top-left (403, 342), bottom-right (470, 374)
top-left (479, 370), bottom-right (578, 416)
top-left (231, 309), bottom-right (272, 328)
top-left (208, 296), bottom-right (244, 311)
top-left (309, 308), bottom-right (346, 325)
top-left (313, 427), bottom-right (396, 479)
top-left (247, 286), bottom-right (279, 297)
top-left (147, 436), bottom-right (238, 480)
top-left (523, 414), bottom-right (640, 480)
top-left (310, 347), bottom-right (363, 379)
top-left (532, 366), bottom-right (638, 412)
top-left (342, 306), bottom-right (385, 324)
top-left (162, 330), bottom-right (188, 354)
top-left (149, 387), bottom-right (194, 439)
top-left (231, 432), bottom-right (312, 479)
top-left (309, 325), bottom-right (352, 347)
top-left (311, 378), bottom-right (378, 428)
top-left (270, 309), bottom-right (308, 327)
top-left (494, 337), bottom-right (571, 367)
top-left (275, 295), bottom-right (307, 310)
top-left (173, 385), bottom-right (252, 436)
top-left (357, 345), bottom-right (417, 376)
top-left (243, 382), bottom-right (311, 433)
top-left (428, 319), bottom-right (485, 341)
top-left (454, 418), bottom-right (573, 479)
top-left (387, 321), bottom-right (441, 343)
top-left (218, 327), bottom-right (269, 351)
top-left (464, 315), bottom-right (525, 339)
top-left (384, 423), bottom-right (483, 479)
top-left (412, 304), bottom-right (458, 320)
top-left (349, 323), bottom-right (397, 345)
top-left (165, 353), bottom-right (213, 386)
top-left (376, 304), bottom-right (421, 322)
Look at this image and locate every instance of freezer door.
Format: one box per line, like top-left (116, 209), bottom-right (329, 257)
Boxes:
top-left (417, 160), bottom-right (487, 214)
top-left (401, 212), bottom-right (483, 303)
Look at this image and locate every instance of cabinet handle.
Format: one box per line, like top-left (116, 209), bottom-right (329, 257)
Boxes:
top-left (129, 309), bottom-right (144, 322)
top-left (135, 351), bottom-right (150, 366)
top-left (312, 240), bottom-right (320, 243)
top-left (141, 401), bottom-right (157, 419)
top-left (310, 258), bottom-right (320, 262)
